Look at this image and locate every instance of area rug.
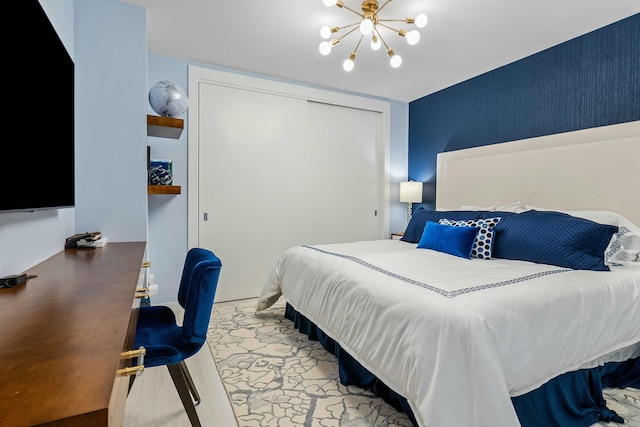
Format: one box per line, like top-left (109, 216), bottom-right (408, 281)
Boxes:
top-left (206, 298), bottom-right (640, 427)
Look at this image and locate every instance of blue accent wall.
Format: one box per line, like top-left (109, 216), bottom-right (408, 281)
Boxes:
top-left (408, 14), bottom-right (640, 210)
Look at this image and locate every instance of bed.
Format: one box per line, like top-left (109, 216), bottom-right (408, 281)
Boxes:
top-left (256, 120), bottom-right (640, 426)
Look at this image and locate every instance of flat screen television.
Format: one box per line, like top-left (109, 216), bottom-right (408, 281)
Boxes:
top-left (2, 1), bottom-right (74, 213)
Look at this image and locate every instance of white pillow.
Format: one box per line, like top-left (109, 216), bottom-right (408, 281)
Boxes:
top-left (459, 204), bottom-right (497, 211)
top-left (523, 206), bottom-right (640, 232)
top-left (605, 226), bottom-right (640, 266)
top-left (459, 201), bottom-right (523, 213)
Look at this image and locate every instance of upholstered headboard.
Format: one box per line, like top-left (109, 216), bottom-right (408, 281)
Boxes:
top-left (436, 120), bottom-right (640, 226)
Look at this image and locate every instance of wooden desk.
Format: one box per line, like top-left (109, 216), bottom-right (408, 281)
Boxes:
top-left (0, 242), bottom-right (146, 426)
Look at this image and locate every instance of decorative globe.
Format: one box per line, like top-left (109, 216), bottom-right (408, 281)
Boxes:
top-left (148, 80), bottom-right (189, 118)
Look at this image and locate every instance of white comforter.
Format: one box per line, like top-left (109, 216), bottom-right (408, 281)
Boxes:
top-left (256, 240), bottom-right (640, 426)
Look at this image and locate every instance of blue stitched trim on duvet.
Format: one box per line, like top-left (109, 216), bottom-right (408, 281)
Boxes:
top-left (303, 245), bottom-right (571, 298)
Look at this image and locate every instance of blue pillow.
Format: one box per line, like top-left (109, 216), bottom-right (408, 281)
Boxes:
top-left (439, 217), bottom-right (501, 260)
top-left (492, 210), bottom-right (618, 271)
top-left (417, 221), bottom-right (479, 259)
top-left (401, 208), bottom-right (486, 243)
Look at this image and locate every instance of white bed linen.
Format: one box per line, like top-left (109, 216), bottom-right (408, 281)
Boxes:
top-left (256, 239), bottom-right (640, 427)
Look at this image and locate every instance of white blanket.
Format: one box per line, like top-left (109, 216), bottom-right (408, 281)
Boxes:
top-left (256, 240), bottom-right (640, 427)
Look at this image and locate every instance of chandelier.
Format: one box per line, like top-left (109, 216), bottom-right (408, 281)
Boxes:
top-left (319, 0), bottom-right (428, 71)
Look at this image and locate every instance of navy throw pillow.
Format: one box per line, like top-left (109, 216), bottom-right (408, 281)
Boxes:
top-left (492, 210), bottom-right (618, 271)
top-left (417, 221), bottom-right (480, 259)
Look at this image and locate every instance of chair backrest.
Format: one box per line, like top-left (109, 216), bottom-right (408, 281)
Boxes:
top-left (177, 247), bottom-right (216, 308)
top-left (178, 248), bottom-right (222, 343)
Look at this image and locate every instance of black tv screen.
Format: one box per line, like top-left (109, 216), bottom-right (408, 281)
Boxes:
top-left (3, 1), bottom-right (74, 212)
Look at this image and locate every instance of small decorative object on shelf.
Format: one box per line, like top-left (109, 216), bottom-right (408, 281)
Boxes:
top-left (149, 159), bottom-right (174, 185)
top-left (148, 80), bottom-right (189, 118)
top-left (149, 161), bottom-right (174, 186)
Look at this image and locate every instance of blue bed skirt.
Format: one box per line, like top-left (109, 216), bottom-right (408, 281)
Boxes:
top-left (284, 302), bottom-right (639, 427)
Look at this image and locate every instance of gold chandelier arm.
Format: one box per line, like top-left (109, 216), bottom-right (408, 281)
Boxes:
top-left (335, 22), bottom-right (361, 33)
top-left (375, 21), bottom-right (402, 35)
top-left (377, 18), bottom-right (415, 24)
top-left (352, 34), bottom-right (364, 54)
top-left (339, 2), bottom-right (365, 18)
top-left (334, 24), bottom-right (362, 44)
top-left (373, 27), bottom-right (392, 51)
top-left (375, 0), bottom-right (393, 15)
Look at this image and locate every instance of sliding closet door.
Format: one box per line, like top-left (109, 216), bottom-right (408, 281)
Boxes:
top-left (196, 80), bottom-right (382, 302)
top-left (305, 101), bottom-right (381, 242)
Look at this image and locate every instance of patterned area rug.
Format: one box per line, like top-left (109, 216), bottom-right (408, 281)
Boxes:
top-left (206, 298), bottom-right (640, 427)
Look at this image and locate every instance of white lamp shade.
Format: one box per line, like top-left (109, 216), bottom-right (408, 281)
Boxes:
top-left (400, 181), bottom-right (423, 203)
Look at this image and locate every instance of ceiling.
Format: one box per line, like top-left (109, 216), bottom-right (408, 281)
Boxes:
top-left (120, 0), bottom-right (639, 102)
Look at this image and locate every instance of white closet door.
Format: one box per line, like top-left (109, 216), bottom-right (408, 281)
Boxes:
top-left (197, 82), bottom-right (382, 302)
top-left (304, 101), bottom-right (381, 243)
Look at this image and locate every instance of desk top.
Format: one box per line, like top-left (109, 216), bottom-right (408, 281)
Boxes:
top-left (0, 242), bottom-right (146, 426)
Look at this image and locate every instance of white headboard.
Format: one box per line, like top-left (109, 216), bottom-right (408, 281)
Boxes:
top-left (436, 120), bottom-right (640, 226)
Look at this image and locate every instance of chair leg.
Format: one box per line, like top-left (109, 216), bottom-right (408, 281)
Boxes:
top-left (127, 374), bottom-right (136, 395)
top-left (180, 360), bottom-right (201, 405)
top-left (167, 363), bottom-right (202, 427)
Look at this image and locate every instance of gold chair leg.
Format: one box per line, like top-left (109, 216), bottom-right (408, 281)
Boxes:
top-left (180, 360), bottom-right (201, 405)
top-left (167, 363), bottom-right (202, 427)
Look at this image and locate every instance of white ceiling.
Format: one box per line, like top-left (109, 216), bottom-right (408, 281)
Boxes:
top-left (120, 0), bottom-right (639, 102)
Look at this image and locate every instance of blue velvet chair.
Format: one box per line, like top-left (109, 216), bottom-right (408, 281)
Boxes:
top-left (131, 247), bottom-right (222, 427)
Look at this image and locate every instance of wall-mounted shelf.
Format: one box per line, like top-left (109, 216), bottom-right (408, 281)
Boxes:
top-left (148, 185), bottom-right (181, 195)
top-left (147, 115), bottom-right (184, 139)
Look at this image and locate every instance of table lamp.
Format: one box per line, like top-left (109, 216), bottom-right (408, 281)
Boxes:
top-left (400, 181), bottom-right (423, 223)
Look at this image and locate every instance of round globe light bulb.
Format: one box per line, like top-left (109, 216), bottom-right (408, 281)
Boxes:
top-left (343, 58), bottom-right (355, 72)
top-left (415, 13), bottom-right (428, 28)
top-left (406, 30), bottom-right (420, 45)
top-left (360, 18), bottom-right (373, 35)
top-left (370, 37), bottom-right (381, 51)
top-left (390, 54), bottom-right (402, 68)
top-left (323, 0), bottom-right (338, 7)
top-left (320, 26), bottom-right (332, 39)
top-left (319, 41), bottom-right (332, 56)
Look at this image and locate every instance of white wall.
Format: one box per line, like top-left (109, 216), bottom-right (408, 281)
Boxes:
top-left (389, 100), bottom-right (410, 235)
top-left (74, 0), bottom-right (148, 242)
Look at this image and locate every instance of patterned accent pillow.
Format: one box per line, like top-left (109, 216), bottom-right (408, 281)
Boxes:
top-left (438, 217), bottom-right (501, 260)
top-left (604, 226), bottom-right (640, 266)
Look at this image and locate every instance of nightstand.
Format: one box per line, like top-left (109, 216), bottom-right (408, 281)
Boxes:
top-left (391, 233), bottom-right (404, 240)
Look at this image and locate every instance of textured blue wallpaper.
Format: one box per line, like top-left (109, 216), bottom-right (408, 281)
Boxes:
top-left (408, 14), bottom-right (640, 209)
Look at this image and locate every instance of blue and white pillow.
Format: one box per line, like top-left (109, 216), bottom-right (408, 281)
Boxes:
top-left (605, 226), bottom-right (640, 266)
top-left (438, 217), bottom-right (501, 260)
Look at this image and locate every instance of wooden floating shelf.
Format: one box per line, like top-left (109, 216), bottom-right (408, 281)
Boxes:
top-left (148, 185), bottom-right (181, 195)
top-left (147, 115), bottom-right (184, 139)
